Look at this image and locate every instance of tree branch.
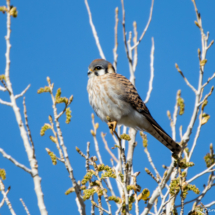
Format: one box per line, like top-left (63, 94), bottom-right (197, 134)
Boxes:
top-left (131, 0), bottom-right (154, 50)
top-left (187, 163), bottom-right (215, 184)
top-left (84, 0), bottom-right (105, 59)
top-left (0, 98), bottom-right (12, 106)
top-left (20, 198), bottom-right (30, 215)
top-left (0, 148), bottom-right (32, 175)
top-left (14, 84), bottom-right (30, 100)
top-left (113, 7), bottom-right (119, 71)
top-left (144, 37), bottom-right (155, 104)
top-left (0, 180), bottom-right (15, 215)
top-left (101, 132), bottom-right (118, 163)
top-left (175, 64), bottom-right (197, 93)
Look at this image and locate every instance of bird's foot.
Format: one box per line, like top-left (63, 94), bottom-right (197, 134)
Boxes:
top-left (107, 121), bottom-right (117, 135)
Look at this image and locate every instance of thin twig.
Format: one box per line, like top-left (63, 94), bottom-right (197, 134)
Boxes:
top-left (20, 199), bottom-right (30, 215)
top-left (114, 131), bottom-right (129, 215)
top-left (84, 0), bottom-right (105, 59)
top-left (0, 180), bottom-right (16, 215)
top-left (144, 147), bottom-right (161, 180)
top-left (93, 201), bottom-right (110, 214)
top-left (101, 132), bottom-right (118, 163)
top-left (131, 0), bottom-right (154, 50)
top-left (86, 142), bottom-right (95, 215)
top-left (144, 37), bottom-right (155, 104)
top-left (121, 0), bottom-right (132, 65)
top-left (187, 163), bottom-right (215, 184)
top-left (176, 183), bottom-right (215, 208)
top-left (0, 98), bottom-right (12, 106)
top-left (198, 85), bottom-right (214, 106)
top-left (205, 201), bottom-right (215, 208)
top-left (14, 84), bottom-right (30, 99)
top-left (202, 73), bottom-right (215, 88)
top-left (0, 185), bottom-right (10, 208)
top-left (141, 161), bottom-right (175, 215)
top-left (172, 90), bottom-right (180, 141)
top-left (91, 117), bottom-right (115, 198)
top-left (0, 85), bottom-right (6, 91)
top-left (48, 79), bottom-right (86, 214)
top-left (0, 80), bottom-right (10, 94)
top-left (0, 148), bottom-right (32, 174)
top-left (113, 7), bottom-right (119, 71)
top-left (132, 21), bottom-right (138, 72)
top-left (186, 109), bottom-right (203, 166)
top-left (23, 97), bottom-right (35, 154)
top-left (175, 64), bottom-right (196, 93)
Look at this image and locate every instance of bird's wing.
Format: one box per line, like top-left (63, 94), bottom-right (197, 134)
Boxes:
top-left (111, 73), bottom-right (181, 154)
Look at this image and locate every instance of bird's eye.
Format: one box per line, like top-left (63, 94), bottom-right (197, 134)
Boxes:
top-left (95, 66), bottom-right (102, 70)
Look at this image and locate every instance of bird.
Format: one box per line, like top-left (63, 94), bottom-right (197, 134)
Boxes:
top-left (87, 59), bottom-right (182, 155)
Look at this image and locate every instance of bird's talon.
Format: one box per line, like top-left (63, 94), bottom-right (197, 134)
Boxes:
top-left (107, 121), bottom-right (117, 135)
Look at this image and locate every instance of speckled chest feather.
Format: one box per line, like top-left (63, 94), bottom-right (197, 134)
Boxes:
top-left (87, 73), bottom-right (127, 122)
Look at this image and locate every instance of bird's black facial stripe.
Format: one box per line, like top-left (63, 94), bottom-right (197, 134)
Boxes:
top-left (105, 68), bottom-right (108, 74)
top-left (95, 71), bottom-right (99, 76)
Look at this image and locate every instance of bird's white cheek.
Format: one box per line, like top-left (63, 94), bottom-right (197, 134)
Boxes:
top-left (97, 69), bottom-right (106, 76)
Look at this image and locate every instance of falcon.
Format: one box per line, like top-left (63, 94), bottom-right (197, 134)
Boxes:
top-left (87, 59), bottom-right (181, 155)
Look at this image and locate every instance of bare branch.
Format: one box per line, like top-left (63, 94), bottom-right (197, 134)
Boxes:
top-left (48, 79), bottom-right (86, 214)
top-left (141, 161), bottom-right (175, 215)
top-left (202, 73), bottom-right (215, 88)
top-left (121, 0), bottom-right (132, 65)
top-left (198, 85), bottom-right (214, 106)
top-left (187, 163), bottom-right (215, 184)
top-left (91, 116), bottom-right (115, 197)
top-left (113, 7), bottom-right (119, 71)
top-left (92, 201), bottom-right (110, 215)
top-left (172, 90), bottom-right (180, 141)
top-left (0, 98), bottom-right (12, 106)
top-left (0, 85), bottom-right (6, 91)
top-left (182, 0), bottom-right (210, 144)
top-left (113, 131), bottom-right (129, 215)
top-left (20, 199), bottom-right (30, 215)
top-left (101, 132), bottom-right (118, 163)
top-left (23, 97), bottom-right (35, 154)
top-left (0, 148), bottom-right (32, 174)
top-left (132, 21), bottom-right (138, 72)
top-left (14, 84), bottom-right (30, 100)
top-left (0, 80), bottom-right (10, 94)
top-left (0, 180), bottom-right (15, 215)
top-left (131, 0), bottom-right (154, 50)
top-left (144, 147), bottom-right (161, 180)
top-left (84, 0), bottom-right (105, 59)
top-left (207, 40), bottom-right (214, 50)
top-left (175, 64), bottom-right (197, 93)
top-left (176, 183), bottom-right (215, 208)
top-left (186, 109), bottom-right (203, 166)
top-left (0, 185), bottom-right (10, 208)
top-left (144, 37), bottom-right (155, 104)
top-left (205, 201), bottom-right (215, 208)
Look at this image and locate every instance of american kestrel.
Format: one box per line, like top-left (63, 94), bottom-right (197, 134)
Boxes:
top-left (87, 59), bottom-right (181, 155)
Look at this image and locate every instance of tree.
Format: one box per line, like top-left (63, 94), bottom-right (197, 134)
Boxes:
top-left (0, 0), bottom-right (214, 214)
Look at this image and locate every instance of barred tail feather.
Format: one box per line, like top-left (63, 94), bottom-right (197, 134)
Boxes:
top-left (149, 124), bottom-right (181, 154)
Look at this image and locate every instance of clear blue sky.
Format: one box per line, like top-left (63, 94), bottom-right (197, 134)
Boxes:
top-left (0, 0), bottom-right (215, 214)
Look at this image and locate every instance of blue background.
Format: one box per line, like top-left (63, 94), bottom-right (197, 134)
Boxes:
top-left (0, 0), bottom-right (215, 214)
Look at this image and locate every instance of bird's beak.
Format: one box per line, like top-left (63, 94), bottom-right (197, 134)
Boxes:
top-left (87, 70), bottom-right (92, 76)
top-left (88, 68), bottom-right (93, 76)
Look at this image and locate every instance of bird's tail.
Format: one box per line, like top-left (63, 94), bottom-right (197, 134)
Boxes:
top-left (149, 123), bottom-right (182, 155)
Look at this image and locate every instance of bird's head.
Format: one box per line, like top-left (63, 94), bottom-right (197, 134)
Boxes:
top-left (88, 59), bottom-right (115, 78)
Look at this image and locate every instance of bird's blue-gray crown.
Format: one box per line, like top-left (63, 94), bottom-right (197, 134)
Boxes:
top-left (88, 59), bottom-right (115, 78)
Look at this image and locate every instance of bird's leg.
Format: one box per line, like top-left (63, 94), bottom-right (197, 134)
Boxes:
top-left (107, 121), bottom-right (117, 135)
